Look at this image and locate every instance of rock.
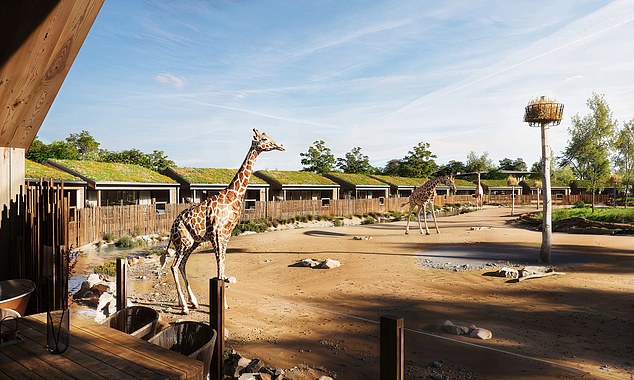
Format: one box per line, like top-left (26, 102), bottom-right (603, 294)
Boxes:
top-left (238, 374), bottom-right (260, 380)
top-left (241, 358), bottom-right (263, 374)
top-left (469, 326), bottom-right (492, 340)
top-left (317, 376), bottom-right (334, 380)
top-left (353, 235), bottom-right (372, 240)
top-left (225, 276), bottom-right (238, 284)
top-left (259, 374), bottom-right (272, 380)
top-left (86, 273), bottom-right (102, 287)
top-left (129, 257), bottom-right (140, 265)
top-left (91, 283), bottom-right (110, 295)
top-left (430, 360), bottom-right (443, 369)
top-left (293, 259), bottom-right (320, 267)
top-left (497, 267), bottom-right (519, 279)
top-left (430, 373), bottom-right (444, 380)
top-left (274, 368), bottom-right (285, 377)
top-left (442, 320), bottom-right (469, 335)
top-left (317, 259), bottom-right (341, 269)
top-left (95, 292), bottom-right (116, 323)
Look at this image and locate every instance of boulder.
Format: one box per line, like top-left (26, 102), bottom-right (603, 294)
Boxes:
top-left (91, 283), bottom-right (111, 295)
top-left (238, 374), bottom-right (260, 380)
top-left (318, 259), bottom-right (341, 269)
top-left (469, 326), bottom-right (492, 340)
top-left (497, 267), bottom-right (519, 279)
top-left (95, 292), bottom-right (116, 323)
top-left (294, 259), bottom-right (320, 268)
top-left (317, 377), bottom-right (334, 380)
top-left (241, 358), bottom-right (263, 374)
top-left (442, 320), bottom-right (469, 335)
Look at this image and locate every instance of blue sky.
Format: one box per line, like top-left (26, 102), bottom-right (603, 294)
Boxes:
top-left (40, 0), bottom-right (634, 171)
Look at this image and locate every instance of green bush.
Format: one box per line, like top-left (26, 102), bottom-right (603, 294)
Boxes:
top-left (94, 261), bottom-right (116, 277)
top-left (103, 232), bottom-right (115, 243)
top-left (232, 221), bottom-right (268, 236)
top-left (361, 217), bottom-right (376, 225)
top-left (115, 235), bottom-right (137, 248)
top-left (332, 218), bottom-right (344, 227)
top-left (573, 200), bottom-right (588, 208)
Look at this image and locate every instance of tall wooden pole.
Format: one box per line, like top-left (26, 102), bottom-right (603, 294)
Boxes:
top-left (380, 316), bottom-right (404, 380)
top-left (210, 278), bottom-right (225, 380)
top-left (116, 258), bottom-right (127, 310)
top-left (540, 123), bottom-right (552, 263)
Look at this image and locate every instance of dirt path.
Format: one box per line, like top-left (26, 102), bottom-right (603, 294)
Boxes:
top-left (126, 205), bottom-right (633, 379)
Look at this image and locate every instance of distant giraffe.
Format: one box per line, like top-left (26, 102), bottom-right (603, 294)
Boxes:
top-left (404, 176), bottom-right (456, 235)
top-left (161, 129), bottom-right (284, 313)
top-left (475, 172), bottom-right (483, 210)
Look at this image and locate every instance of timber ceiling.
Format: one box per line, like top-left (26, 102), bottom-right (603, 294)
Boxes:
top-left (0, 0), bottom-right (103, 149)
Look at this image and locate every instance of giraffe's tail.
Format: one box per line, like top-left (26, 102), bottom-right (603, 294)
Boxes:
top-left (160, 238), bottom-right (172, 271)
top-left (401, 200), bottom-right (411, 207)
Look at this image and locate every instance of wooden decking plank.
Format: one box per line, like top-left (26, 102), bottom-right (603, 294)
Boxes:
top-left (0, 343), bottom-right (75, 380)
top-left (18, 324), bottom-right (121, 380)
top-left (20, 317), bottom-right (168, 379)
top-left (0, 351), bottom-right (46, 380)
top-left (71, 317), bottom-right (202, 378)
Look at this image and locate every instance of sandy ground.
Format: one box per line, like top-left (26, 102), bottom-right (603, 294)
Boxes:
top-left (91, 205), bottom-right (632, 379)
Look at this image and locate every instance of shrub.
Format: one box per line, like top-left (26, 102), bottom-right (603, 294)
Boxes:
top-left (133, 225), bottom-right (141, 236)
top-left (361, 217), bottom-right (376, 225)
top-left (332, 218), bottom-right (344, 227)
top-left (103, 232), bottom-right (115, 243)
top-left (115, 235), bottom-right (137, 248)
top-left (232, 221), bottom-right (268, 236)
top-left (94, 261), bottom-right (116, 277)
top-left (573, 200), bottom-right (587, 208)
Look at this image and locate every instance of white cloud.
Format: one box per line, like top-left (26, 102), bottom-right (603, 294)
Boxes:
top-left (154, 73), bottom-right (187, 88)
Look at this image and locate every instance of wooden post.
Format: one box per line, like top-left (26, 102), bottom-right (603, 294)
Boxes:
top-left (210, 278), bottom-right (225, 380)
top-left (380, 316), bottom-right (404, 380)
top-left (116, 258), bottom-right (127, 310)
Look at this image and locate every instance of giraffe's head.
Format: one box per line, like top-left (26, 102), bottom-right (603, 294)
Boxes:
top-left (252, 129), bottom-right (285, 152)
top-left (441, 175), bottom-right (456, 193)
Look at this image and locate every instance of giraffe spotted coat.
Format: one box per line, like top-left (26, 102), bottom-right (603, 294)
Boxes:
top-left (405, 175), bottom-right (456, 235)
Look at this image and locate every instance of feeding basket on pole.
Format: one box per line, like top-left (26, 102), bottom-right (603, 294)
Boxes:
top-left (524, 96), bottom-right (564, 127)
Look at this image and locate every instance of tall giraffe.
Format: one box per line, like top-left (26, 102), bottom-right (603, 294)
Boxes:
top-left (404, 176), bottom-right (456, 235)
top-left (475, 172), bottom-right (484, 210)
top-left (161, 129), bottom-right (284, 313)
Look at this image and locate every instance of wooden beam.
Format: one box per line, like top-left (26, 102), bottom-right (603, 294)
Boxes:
top-left (0, 0), bottom-right (104, 149)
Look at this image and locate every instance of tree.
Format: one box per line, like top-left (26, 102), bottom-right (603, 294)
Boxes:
top-left (435, 160), bottom-right (466, 176)
top-left (614, 118), bottom-right (634, 207)
top-left (66, 130), bottom-right (100, 160)
top-left (465, 151), bottom-right (495, 173)
top-left (561, 93), bottom-right (617, 210)
top-left (499, 157), bottom-right (528, 171)
top-left (300, 140), bottom-right (336, 174)
top-left (336, 147), bottom-right (375, 174)
top-left (381, 159), bottom-right (402, 176)
top-left (148, 150), bottom-right (176, 172)
top-left (399, 142), bottom-right (437, 178)
top-left (26, 138), bottom-right (50, 163)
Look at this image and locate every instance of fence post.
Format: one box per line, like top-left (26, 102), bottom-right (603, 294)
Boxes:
top-left (116, 258), bottom-right (127, 310)
top-left (380, 316), bottom-right (404, 380)
top-left (210, 278), bottom-right (225, 380)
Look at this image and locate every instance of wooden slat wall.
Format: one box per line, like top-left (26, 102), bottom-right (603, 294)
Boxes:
top-left (67, 194), bottom-right (612, 247)
top-left (0, 180), bottom-right (70, 313)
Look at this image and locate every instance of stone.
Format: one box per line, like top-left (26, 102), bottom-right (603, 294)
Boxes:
top-left (317, 376), bottom-right (334, 380)
top-left (469, 326), bottom-right (492, 340)
top-left (86, 273), bottom-right (102, 288)
top-left (294, 259), bottom-right (319, 267)
top-left (259, 374), bottom-right (272, 380)
top-left (91, 283), bottom-right (110, 295)
top-left (129, 257), bottom-right (140, 265)
top-left (430, 373), bottom-right (444, 380)
top-left (442, 320), bottom-right (469, 335)
top-left (318, 259), bottom-right (341, 269)
top-left (225, 276), bottom-right (238, 284)
top-left (95, 292), bottom-right (116, 323)
top-left (241, 358), bottom-right (263, 374)
top-left (497, 267), bottom-right (519, 279)
top-left (238, 374), bottom-right (260, 380)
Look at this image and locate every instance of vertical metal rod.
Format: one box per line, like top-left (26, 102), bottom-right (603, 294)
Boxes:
top-left (116, 258), bottom-right (127, 310)
top-left (380, 316), bottom-right (404, 380)
top-left (210, 278), bottom-right (225, 380)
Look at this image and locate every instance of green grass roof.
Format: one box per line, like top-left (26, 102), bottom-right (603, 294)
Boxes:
top-left (481, 179), bottom-right (517, 187)
top-left (454, 179), bottom-right (476, 187)
top-left (169, 167), bottom-right (267, 184)
top-left (25, 160), bottom-right (81, 181)
top-left (327, 172), bottom-right (388, 186)
top-left (523, 179), bottom-right (569, 187)
top-left (49, 159), bottom-right (176, 183)
top-left (255, 170), bottom-right (338, 186)
top-left (371, 175), bottom-right (427, 187)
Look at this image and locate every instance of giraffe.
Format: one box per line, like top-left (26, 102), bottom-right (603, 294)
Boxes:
top-left (404, 175), bottom-right (456, 235)
top-left (161, 129), bottom-right (284, 313)
top-left (474, 172), bottom-right (484, 210)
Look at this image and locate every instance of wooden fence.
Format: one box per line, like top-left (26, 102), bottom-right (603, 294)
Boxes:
top-left (67, 193), bottom-right (613, 248)
top-left (0, 181), bottom-right (70, 313)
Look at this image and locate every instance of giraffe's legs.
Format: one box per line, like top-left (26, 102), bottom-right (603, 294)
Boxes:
top-left (179, 243), bottom-right (200, 310)
top-left (431, 204), bottom-right (440, 233)
top-left (417, 207), bottom-right (424, 234)
top-left (216, 242), bottom-right (229, 309)
top-left (405, 204), bottom-right (414, 234)
top-left (422, 204), bottom-right (431, 235)
top-left (171, 249), bottom-right (190, 314)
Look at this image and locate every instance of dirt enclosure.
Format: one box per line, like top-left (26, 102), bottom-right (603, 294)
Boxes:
top-left (123, 206), bottom-right (632, 379)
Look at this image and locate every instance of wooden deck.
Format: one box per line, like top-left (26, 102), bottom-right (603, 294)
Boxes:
top-left (0, 312), bottom-right (203, 379)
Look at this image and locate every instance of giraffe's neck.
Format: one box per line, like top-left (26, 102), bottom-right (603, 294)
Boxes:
top-left (226, 146), bottom-right (259, 198)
